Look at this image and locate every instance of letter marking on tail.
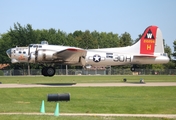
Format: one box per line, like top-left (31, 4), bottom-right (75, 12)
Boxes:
top-left (147, 44), bottom-right (151, 50)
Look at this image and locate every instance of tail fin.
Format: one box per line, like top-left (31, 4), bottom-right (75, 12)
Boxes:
top-left (139, 25), bottom-right (164, 55)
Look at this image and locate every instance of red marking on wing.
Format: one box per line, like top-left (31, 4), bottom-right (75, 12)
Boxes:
top-left (67, 48), bottom-right (84, 52)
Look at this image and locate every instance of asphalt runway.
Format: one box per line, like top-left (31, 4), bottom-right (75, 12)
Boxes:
top-left (0, 82), bottom-right (176, 88)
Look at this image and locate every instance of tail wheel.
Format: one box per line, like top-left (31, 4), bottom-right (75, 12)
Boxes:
top-left (130, 67), bottom-right (135, 72)
top-left (131, 65), bottom-right (138, 72)
top-left (46, 66), bottom-right (55, 77)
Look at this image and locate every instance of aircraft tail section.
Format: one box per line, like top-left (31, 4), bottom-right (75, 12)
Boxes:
top-left (138, 26), bottom-right (164, 55)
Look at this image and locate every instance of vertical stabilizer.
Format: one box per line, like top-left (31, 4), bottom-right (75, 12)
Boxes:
top-left (139, 26), bottom-right (164, 55)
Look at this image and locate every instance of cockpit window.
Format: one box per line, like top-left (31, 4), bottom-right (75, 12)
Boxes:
top-left (29, 44), bottom-right (33, 47)
top-left (33, 45), bottom-right (38, 48)
top-left (19, 51), bottom-right (22, 54)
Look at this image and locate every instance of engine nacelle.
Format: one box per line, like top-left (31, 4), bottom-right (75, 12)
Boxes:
top-left (37, 50), bottom-right (55, 62)
top-left (28, 50), bottom-right (55, 63)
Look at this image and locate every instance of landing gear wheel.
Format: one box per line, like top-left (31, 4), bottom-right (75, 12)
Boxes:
top-left (46, 66), bottom-right (55, 77)
top-left (42, 67), bottom-right (47, 76)
top-left (41, 67), bottom-right (55, 77)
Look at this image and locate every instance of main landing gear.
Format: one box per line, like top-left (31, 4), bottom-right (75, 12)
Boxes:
top-left (41, 66), bottom-right (56, 77)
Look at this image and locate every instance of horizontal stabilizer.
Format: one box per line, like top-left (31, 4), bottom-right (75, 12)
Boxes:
top-left (134, 54), bottom-right (157, 58)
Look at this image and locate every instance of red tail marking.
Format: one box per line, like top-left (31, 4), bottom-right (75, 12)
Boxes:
top-left (140, 26), bottom-right (157, 55)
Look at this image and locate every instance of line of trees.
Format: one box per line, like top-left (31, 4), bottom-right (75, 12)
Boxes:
top-left (0, 22), bottom-right (175, 70)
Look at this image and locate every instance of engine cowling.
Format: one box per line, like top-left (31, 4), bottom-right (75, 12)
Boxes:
top-left (28, 50), bottom-right (55, 63)
top-left (37, 50), bottom-right (55, 62)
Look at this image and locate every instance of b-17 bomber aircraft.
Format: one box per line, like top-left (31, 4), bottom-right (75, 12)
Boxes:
top-left (6, 26), bottom-right (169, 76)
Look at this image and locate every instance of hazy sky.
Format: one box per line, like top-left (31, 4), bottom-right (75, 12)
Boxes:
top-left (1, 0), bottom-right (176, 51)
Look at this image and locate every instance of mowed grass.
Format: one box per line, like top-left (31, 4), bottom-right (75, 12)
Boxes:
top-left (0, 87), bottom-right (175, 114)
top-left (0, 75), bottom-right (176, 120)
top-left (0, 75), bottom-right (176, 84)
top-left (0, 115), bottom-right (174, 120)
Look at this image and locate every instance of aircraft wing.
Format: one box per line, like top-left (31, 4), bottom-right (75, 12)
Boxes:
top-left (53, 48), bottom-right (87, 65)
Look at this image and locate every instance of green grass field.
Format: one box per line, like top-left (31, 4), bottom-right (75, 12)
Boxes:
top-left (0, 115), bottom-right (173, 120)
top-left (0, 75), bottom-right (176, 84)
top-left (1, 115), bottom-right (173, 120)
top-left (0, 87), bottom-right (176, 114)
top-left (0, 75), bottom-right (176, 120)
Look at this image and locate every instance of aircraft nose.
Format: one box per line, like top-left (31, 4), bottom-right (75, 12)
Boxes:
top-left (6, 49), bottom-right (11, 58)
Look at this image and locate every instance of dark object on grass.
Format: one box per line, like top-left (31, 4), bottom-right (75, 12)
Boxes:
top-left (123, 78), bottom-right (127, 82)
top-left (47, 93), bottom-right (70, 102)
